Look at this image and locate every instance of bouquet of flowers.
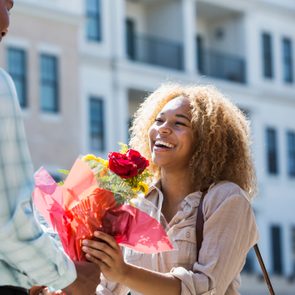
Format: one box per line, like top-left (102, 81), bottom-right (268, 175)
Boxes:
top-left (83, 144), bottom-right (150, 204)
top-left (33, 144), bottom-right (173, 261)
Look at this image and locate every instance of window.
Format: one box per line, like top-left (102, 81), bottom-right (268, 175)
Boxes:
top-left (271, 225), bottom-right (283, 274)
top-left (89, 97), bottom-right (105, 151)
top-left (287, 131), bottom-right (295, 177)
top-left (243, 248), bottom-right (255, 273)
top-left (266, 128), bottom-right (278, 175)
top-left (126, 18), bottom-right (136, 60)
top-left (262, 32), bottom-right (273, 78)
top-left (86, 0), bottom-right (101, 41)
top-left (282, 38), bottom-right (293, 83)
top-left (196, 35), bottom-right (204, 74)
top-left (7, 47), bottom-right (27, 108)
top-left (40, 54), bottom-right (59, 113)
top-left (291, 227), bottom-right (295, 275)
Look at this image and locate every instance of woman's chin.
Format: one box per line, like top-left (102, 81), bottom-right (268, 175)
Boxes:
top-left (152, 158), bottom-right (171, 170)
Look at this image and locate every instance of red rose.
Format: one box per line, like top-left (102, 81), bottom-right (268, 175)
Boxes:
top-left (126, 149), bottom-right (149, 173)
top-left (108, 152), bottom-right (138, 179)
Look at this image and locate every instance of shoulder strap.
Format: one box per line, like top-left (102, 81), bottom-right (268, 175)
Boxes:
top-left (253, 244), bottom-right (276, 295)
top-left (195, 191), bottom-right (276, 295)
top-left (196, 190), bottom-right (207, 262)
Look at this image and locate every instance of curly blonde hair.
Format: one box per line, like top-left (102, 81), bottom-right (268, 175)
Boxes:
top-left (129, 84), bottom-right (257, 199)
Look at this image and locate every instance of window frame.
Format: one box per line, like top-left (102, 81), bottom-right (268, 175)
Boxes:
top-left (7, 47), bottom-right (28, 108)
top-left (266, 127), bottom-right (279, 175)
top-left (40, 53), bottom-right (59, 113)
top-left (262, 32), bottom-right (274, 79)
top-left (282, 37), bottom-right (294, 83)
top-left (86, 0), bottom-right (102, 42)
top-left (287, 130), bottom-right (295, 177)
top-left (89, 96), bottom-right (105, 152)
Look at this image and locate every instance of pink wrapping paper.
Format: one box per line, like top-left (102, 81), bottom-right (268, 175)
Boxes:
top-left (33, 159), bottom-right (173, 261)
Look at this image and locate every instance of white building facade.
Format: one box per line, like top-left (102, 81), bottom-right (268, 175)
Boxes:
top-left (1, 0), bottom-right (295, 291)
top-left (81, 0), bottom-right (295, 282)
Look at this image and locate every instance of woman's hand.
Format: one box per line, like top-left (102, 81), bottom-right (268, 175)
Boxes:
top-left (82, 231), bottom-right (130, 284)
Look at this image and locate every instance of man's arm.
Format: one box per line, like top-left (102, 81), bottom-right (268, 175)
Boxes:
top-left (0, 68), bottom-right (77, 290)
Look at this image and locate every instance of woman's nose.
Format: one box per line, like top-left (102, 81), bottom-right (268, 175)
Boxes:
top-left (158, 123), bottom-right (171, 134)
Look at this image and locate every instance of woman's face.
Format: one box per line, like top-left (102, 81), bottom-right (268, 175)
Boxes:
top-left (148, 96), bottom-right (194, 172)
top-left (0, 0), bottom-right (14, 42)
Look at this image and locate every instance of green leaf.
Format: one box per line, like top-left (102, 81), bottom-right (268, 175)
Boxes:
top-left (118, 142), bottom-right (129, 154)
top-left (57, 169), bottom-right (70, 175)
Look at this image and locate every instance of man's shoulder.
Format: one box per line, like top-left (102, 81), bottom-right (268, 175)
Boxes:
top-left (0, 67), bottom-right (12, 82)
top-left (0, 68), bottom-right (17, 101)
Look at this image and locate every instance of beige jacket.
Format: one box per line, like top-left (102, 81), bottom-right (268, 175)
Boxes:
top-left (97, 181), bottom-right (259, 295)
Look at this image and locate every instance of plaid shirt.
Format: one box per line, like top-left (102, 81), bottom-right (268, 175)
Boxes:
top-left (0, 68), bottom-right (76, 290)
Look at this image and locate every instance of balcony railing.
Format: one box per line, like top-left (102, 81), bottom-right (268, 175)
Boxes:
top-left (197, 49), bottom-right (246, 83)
top-left (126, 33), bottom-right (183, 71)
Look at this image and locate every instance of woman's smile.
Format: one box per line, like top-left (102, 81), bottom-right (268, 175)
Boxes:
top-left (153, 139), bottom-right (176, 151)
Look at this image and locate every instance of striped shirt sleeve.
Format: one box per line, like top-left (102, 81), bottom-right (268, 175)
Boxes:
top-left (0, 68), bottom-right (76, 290)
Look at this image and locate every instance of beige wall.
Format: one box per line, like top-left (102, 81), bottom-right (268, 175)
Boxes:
top-left (0, 10), bottom-right (81, 171)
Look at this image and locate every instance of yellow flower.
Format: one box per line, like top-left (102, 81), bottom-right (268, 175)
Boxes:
top-left (82, 154), bottom-right (98, 162)
top-left (139, 182), bottom-right (149, 195)
top-left (132, 182), bottom-right (149, 195)
top-left (82, 154), bottom-right (108, 167)
top-left (132, 184), bottom-right (140, 193)
top-left (98, 158), bottom-right (109, 167)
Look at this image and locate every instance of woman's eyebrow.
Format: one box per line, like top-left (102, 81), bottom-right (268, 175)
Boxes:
top-left (176, 114), bottom-right (191, 121)
top-left (158, 112), bottom-right (191, 122)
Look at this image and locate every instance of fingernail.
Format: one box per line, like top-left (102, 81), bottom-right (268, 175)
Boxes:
top-left (82, 246), bottom-right (88, 252)
top-left (94, 231), bottom-right (100, 237)
top-left (82, 240), bottom-right (88, 245)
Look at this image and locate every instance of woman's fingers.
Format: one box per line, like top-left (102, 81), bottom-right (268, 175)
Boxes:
top-left (85, 253), bottom-right (105, 267)
top-left (82, 238), bottom-right (113, 255)
top-left (82, 232), bottom-right (128, 283)
top-left (82, 244), bottom-right (113, 267)
top-left (82, 231), bottom-right (123, 269)
top-left (82, 237), bottom-right (119, 260)
top-left (93, 231), bottom-right (120, 250)
top-left (85, 253), bottom-right (111, 274)
top-left (86, 253), bottom-right (119, 282)
top-left (82, 231), bottom-right (120, 257)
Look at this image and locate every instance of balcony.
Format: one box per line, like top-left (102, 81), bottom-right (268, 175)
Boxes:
top-left (196, 1), bottom-right (246, 84)
top-left (197, 48), bottom-right (246, 83)
top-left (126, 33), bottom-right (184, 71)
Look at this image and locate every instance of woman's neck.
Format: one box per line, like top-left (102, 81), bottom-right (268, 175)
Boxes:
top-left (159, 169), bottom-right (195, 222)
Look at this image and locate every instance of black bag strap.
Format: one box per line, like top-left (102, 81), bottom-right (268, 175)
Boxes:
top-left (196, 190), bottom-right (276, 295)
top-left (253, 244), bottom-right (276, 295)
top-left (196, 189), bottom-right (207, 262)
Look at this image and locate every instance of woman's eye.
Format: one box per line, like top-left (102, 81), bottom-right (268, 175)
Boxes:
top-left (155, 118), bottom-right (163, 123)
top-left (175, 121), bottom-right (186, 126)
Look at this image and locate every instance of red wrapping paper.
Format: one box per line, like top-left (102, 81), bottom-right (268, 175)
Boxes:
top-left (33, 159), bottom-right (173, 261)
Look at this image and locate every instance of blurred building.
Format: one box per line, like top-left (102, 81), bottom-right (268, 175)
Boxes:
top-left (0, 0), bottom-right (295, 293)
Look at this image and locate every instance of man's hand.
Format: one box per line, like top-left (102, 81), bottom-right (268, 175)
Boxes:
top-left (62, 261), bottom-right (100, 295)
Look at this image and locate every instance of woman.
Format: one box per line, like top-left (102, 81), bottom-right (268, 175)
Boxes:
top-left (82, 84), bottom-right (259, 295)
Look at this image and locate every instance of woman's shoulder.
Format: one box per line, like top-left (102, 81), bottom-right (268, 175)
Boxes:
top-left (209, 181), bottom-right (247, 197)
top-left (203, 181), bottom-right (251, 213)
